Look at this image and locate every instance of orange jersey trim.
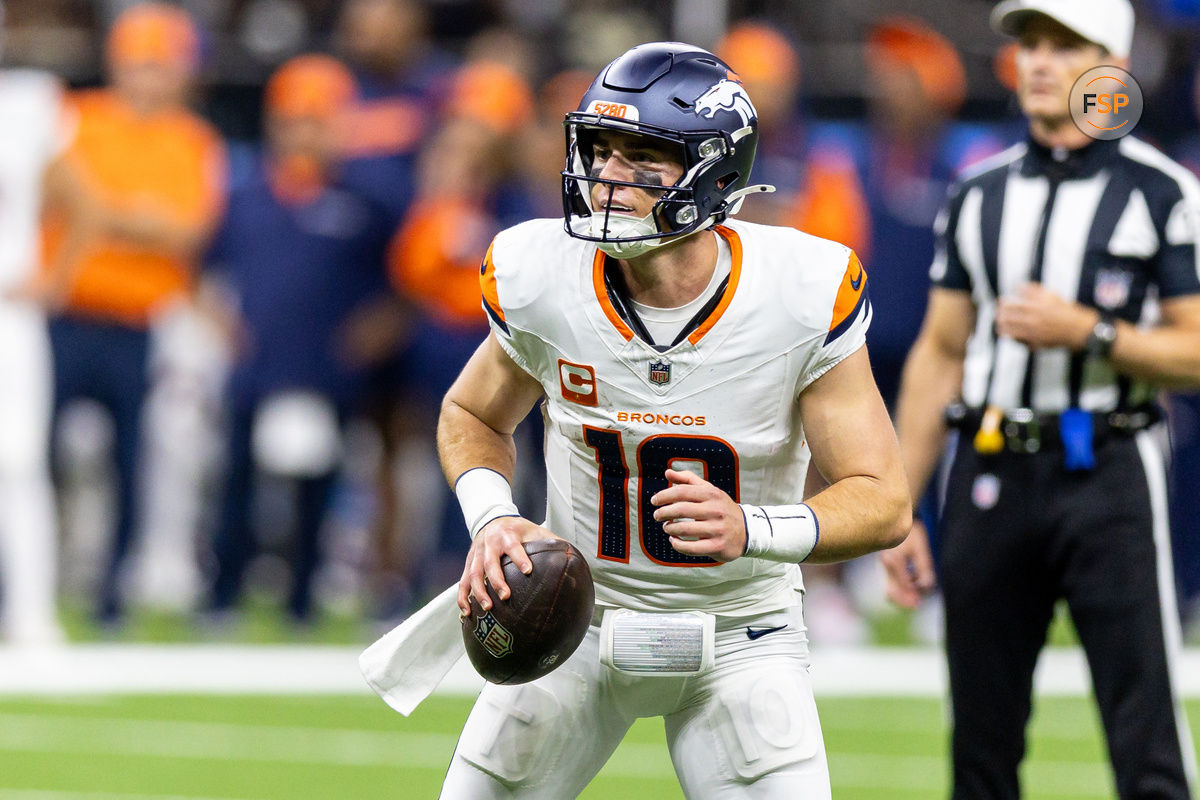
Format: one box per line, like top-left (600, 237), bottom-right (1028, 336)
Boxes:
top-left (479, 241), bottom-right (504, 322)
top-left (687, 225), bottom-right (742, 345)
top-left (591, 249), bottom-right (636, 341)
top-left (590, 226), bottom-right (743, 346)
top-left (829, 250), bottom-right (866, 332)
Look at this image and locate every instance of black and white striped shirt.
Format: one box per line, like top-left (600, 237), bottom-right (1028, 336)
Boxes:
top-left (932, 135), bottom-right (1200, 414)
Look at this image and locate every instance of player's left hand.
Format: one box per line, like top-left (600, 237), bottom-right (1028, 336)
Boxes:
top-left (650, 468), bottom-right (746, 562)
top-left (995, 282), bottom-right (1097, 351)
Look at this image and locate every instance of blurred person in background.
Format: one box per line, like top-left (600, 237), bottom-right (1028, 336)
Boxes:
top-left (201, 55), bottom-right (399, 625)
top-left (334, 0), bottom-right (452, 221)
top-left (856, 17), bottom-right (1002, 410)
top-left (27, 2), bottom-right (226, 625)
top-left (0, 0), bottom-right (65, 645)
top-left (378, 51), bottom-right (539, 617)
top-left (333, 0), bottom-right (454, 619)
top-left (885, 0), bottom-right (1200, 795)
top-left (516, 68), bottom-right (594, 219)
top-left (807, 18), bottom-right (1003, 645)
top-left (715, 21), bottom-right (869, 252)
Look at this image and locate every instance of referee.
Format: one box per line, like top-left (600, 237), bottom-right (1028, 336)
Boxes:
top-left (882, 0), bottom-right (1200, 797)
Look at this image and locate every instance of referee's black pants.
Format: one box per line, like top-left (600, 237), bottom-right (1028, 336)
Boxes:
top-left (939, 430), bottom-right (1196, 799)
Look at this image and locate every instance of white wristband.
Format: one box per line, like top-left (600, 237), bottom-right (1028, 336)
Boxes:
top-left (454, 467), bottom-right (520, 540)
top-left (739, 503), bottom-right (820, 563)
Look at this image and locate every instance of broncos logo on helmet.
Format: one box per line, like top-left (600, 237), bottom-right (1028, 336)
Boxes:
top-left (693, 79), bottom-right (756, 126)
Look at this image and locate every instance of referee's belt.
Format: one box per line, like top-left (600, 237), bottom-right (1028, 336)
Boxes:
top-left (944, 403), bottom-right (1161, 455)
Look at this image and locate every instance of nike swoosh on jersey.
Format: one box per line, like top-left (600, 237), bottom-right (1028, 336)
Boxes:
top-left (745, 624), bottom-right (788, 640)
top-left (850, 266), bottom-right (863, 290)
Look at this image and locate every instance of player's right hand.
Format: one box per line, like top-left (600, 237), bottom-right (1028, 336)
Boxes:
top-left (457, 517), bottom-right (559, 616)
top-left (880, 518), bottom-right (937, 609)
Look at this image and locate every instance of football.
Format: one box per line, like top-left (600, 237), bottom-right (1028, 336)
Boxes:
top-left (460, 538), bottom-right (595, 685)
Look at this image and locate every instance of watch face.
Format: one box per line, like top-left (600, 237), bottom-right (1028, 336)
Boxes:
top-left (1096, 321), bottom-right (1117, 343)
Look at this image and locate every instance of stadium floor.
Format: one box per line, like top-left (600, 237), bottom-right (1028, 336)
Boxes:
top-left (0, 646), bottom-right (1198, 799)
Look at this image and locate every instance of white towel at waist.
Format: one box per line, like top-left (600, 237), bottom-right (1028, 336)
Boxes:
top-left (359, 584), bottom-right (464, 716)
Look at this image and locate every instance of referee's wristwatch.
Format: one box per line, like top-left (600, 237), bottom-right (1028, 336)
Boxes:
top-left (1084, 313), bottom-right (1118, 359)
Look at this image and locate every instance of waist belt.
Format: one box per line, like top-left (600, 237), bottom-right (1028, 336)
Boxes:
top-left (944, 403), bottom-right (1161, 455)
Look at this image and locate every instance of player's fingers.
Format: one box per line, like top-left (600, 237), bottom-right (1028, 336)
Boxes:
top-left (505, 540), bottom-right (534, 576)
top-left (650, 482), bottom-right (698, 505)
top-left (885, 578), bottom-right (920, 609)
top-left (664, 467), bottom-right (704, 485)
top-left (456, 570), bottom-right (472, 616)
top-left (880, 550), bottom-right (919, 607)
top-left (661, 517), bottom-right (713, 537)
top-left (482, 548), bottom-right (511, 603)
top-left (910, 539), bottom-right (937, 593)
top-left (653, 501), bottom-right (712, 522)
top-left (467, 556), bottom-right (491, 612)
top-left (667, 533), bottom-right (710, 555)
top-left (650, 483), bottom-right (716, 508)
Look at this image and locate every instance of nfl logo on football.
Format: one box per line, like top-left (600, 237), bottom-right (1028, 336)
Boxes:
top-left (648, 360), bottom-right (671, 385)
top-left (473, 612), bottom-right (514, 658)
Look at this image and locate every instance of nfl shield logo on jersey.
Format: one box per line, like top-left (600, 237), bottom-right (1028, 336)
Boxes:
top-left (1094, 268), bottom-right (1132, 310)
top-left (648, 360), bottom-right (671, 385)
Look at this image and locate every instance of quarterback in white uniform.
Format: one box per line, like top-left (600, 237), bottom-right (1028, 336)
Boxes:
top-left (0, 17), bottom-right (66, 645)
top-left (438, 42), bottom-right (910, 798)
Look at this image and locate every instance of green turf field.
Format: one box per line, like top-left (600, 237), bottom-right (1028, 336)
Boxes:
top-left (0, 693), bottom-right (1195, 799)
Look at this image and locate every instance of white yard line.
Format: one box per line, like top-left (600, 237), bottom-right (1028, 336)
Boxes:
top-left (0, 644), bottom-right (1197, 697)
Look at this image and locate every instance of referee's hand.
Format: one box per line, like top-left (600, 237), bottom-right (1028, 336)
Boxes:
top-left (881, 519), bottom-right (936, 609)
top-left (996, 283), bottom-right (1096, 351)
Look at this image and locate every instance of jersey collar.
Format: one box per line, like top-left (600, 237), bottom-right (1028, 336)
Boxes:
top-left (1020, 134), bottom-right (1119, 181)
top-left (591, 225), bottom-right (743, 348)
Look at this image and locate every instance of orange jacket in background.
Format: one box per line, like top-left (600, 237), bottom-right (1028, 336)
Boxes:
top-left (789, 151), bottom-right (871, 260)
top-left (42, 89), bottom-right (226, 327)
top-left (389, 196), bottom-right (494, 329)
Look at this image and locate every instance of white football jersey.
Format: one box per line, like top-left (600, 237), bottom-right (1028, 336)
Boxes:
top-left (482, 219), bottom-right (871, 615)
top-left (0, 70), bottom-right (65, 291)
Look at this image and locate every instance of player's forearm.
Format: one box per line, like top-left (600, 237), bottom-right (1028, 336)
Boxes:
top-left (436, 400), bottom-right (518, 489)
top-left (895, 335), bottom-right (962, 504)
top-left (801, 474), bottom-right (911, 563)
top-left (1107, 320), bottom-right (1200, 389)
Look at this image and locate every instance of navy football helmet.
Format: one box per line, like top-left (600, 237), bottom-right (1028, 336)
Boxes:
top-left (562, 42), bottom-right (773, 257)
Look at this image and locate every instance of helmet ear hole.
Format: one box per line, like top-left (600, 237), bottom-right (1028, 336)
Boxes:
top-left (671, 97), bottom-right (692, 110)
top-left (715, 172), bottom-right (739, 191)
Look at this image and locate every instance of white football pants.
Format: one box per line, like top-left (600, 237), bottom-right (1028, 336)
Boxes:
top-left (0, 304), bottom-right (61, 643)
top-left (441, 605), bottom-right (831, 799)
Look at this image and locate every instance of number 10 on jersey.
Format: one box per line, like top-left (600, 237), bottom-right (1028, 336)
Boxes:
top-left (582, 426), bottom-right (740, 567)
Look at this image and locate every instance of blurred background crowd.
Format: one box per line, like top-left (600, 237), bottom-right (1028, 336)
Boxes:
top-left (1, 0), bottom-right (1199, 647)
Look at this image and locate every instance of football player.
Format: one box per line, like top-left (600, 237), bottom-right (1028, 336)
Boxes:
top-left (438, 42), bottom-right (911, 798)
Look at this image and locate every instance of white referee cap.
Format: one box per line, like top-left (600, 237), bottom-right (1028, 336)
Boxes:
top-left (991, 0), bottom-right (1135, 59)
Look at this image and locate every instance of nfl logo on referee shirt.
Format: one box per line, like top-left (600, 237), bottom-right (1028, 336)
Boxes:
top-left (473, 612), bottom-right (514, 658)
top-left (648, 360), bottom-right (672, 385)
top-left (1095, 268), bottom-right (1132, 310)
